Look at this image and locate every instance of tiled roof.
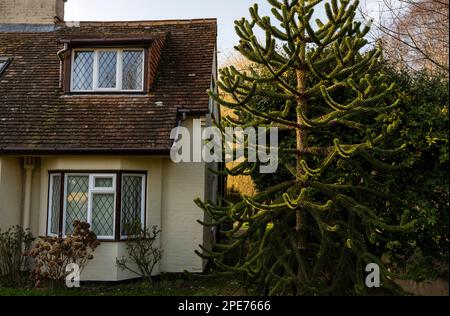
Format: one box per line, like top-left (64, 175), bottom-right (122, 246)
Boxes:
top-left (0, 19), bottom-right (216, 154)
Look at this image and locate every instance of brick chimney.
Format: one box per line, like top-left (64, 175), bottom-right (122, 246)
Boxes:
top-left (0, 0), bottom-right (66, 24)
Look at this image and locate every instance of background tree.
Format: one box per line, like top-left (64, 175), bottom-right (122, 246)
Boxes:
top-left (249, 64), bottom-right (449, 280)
top-left (362, 0), bottom-right (449, 75)
top-left (376, 68), bottom-right (448, 277)
top-left (196, 0), bottom-right (417, 295)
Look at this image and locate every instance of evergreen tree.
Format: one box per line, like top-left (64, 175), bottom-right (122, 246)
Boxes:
top-left (196, 0), bottom-right (417, 295)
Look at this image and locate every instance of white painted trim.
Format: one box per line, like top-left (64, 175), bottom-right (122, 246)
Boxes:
top-left (92, 174), bottom-right (116, 191)
top-left (51, 172), bottom-right (146, 240)
top-left (92, 50), bottom-right (99, 90)
top-left (71, 48), bottom-right (145, 93)
top-left (62, 173), bottom-right (116, 239)
top-left (89, 174), bottom-right (116, 240)
top-left (94, 49), bottom-right (118, 91)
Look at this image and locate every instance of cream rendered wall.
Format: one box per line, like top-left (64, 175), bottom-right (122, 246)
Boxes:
top-left (160, 158), bottom-right (205, 273)
top-left (160, 117), bottom-right (208, 273)
top-left (0, 157), bottom-right (23, 230)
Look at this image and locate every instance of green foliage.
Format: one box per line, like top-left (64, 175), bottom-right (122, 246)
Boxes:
top-left (116, 225), bottom-right (163, 284)
top-left (0, 226), bottom-right (34, 287)
top-left (196, 0), bottom-right (418, 295)
top-left (375, 69), bottom-right (449, 269)
top-left (250, 68), bottom-right (449, 270)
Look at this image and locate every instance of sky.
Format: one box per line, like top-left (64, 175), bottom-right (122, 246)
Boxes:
top-left (65, 0), bottom-right (313, 64)
top-left (65, 0), bottom-right (382, 65)
top-left (64, 0), bottom-right (270, 64)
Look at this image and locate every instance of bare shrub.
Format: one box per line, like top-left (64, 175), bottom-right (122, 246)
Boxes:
top-left (116, 225), bottom-right (163, 284)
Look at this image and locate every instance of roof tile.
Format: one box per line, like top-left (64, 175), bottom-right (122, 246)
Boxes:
top-left (0, 19), bottom-right (217, 154)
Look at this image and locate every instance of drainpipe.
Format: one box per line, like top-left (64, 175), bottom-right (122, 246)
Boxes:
top-left (22, 157), bottom-right (36, 230)
top-left (171, 110), bottom-right (188, 150)
top-left (57, 43), bottom-right (69, 89)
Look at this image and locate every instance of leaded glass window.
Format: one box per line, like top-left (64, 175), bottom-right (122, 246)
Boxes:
top-left (48, 172), bottom-right (146, 240)
top-left (95, 177), bottom-right (114, 188)
top-left (92, 193), bottom-right (115, 237)
top-left (72, 51), bottom-right (94, 91)
top-left (98, 51), bottom-right (117, 89)
top-left (65, 175), bottom-right (89, 235)
top-left (122, 50), bottom-right (144, 90)
top-left (71, 48), bottom-right (144, 92)
top-left (48, 174), bottom-right (61, 235)
top-left (121, 175), bottom-right (145, 236)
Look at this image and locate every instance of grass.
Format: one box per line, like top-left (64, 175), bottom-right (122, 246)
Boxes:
top-left (0, 274), bottom-right (246, 296)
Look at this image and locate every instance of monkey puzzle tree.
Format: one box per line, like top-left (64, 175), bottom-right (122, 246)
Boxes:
top-left (195, 0), bottom-right (417, 295)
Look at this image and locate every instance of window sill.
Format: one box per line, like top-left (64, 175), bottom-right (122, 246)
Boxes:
top-left (42, 236), bottom-right (132, 243)
top-left (63, 91), bottom-right (149, 96)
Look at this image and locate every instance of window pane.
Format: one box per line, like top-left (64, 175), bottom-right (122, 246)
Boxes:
top-left (65, 176), bottom-right (89, 234)
top-left (49, 175), bottom-right (61, 235)
top-left (122, 50), bottom-right (143, 90)
top-left (98, 51), bottom-right (117, 88)
top-left (92, 193), bottom-right (115, 237)
top-left (72, 51), bottom-right (93, 91)
top-left (95, 177), bottom-right (113, 188)
top-left (121, 175), bottom-right (143, 235)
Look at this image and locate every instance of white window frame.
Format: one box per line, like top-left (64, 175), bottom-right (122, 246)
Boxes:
top-left (120, 173), bottom-right (146, 240)
top-left (61, 173), bottom-right (117, 240)
top-left (71, 48), bottom-right (145, 92)
top-left (89, 174), bottom-right (117, 240)
top-left (47, 172), bottom-right (146, 240)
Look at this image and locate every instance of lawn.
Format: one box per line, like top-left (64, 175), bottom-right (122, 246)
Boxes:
top-left (0, 275), bottom-right (246, 296)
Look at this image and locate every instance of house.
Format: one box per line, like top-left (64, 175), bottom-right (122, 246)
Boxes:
top-left (0, 0), bottom-right (221, 281)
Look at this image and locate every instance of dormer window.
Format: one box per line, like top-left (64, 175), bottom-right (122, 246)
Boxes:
top-left (0, 57), bottom-right (11, 75)
top-left (71, 48), bottom-right (144, 92)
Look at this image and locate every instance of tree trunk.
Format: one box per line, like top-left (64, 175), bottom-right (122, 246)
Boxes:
top-left (295, 68), bottom-right (308, 286)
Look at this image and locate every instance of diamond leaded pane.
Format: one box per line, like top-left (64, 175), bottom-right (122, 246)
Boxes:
top-left (98, 51), bottom-right (117, 88)
top-left (65, 176), bottom-right (89, 234)
top-left (50, 175), bottom-right (61, 235)
top-left (92, 193), bottom-right (115, 237)
top-left (72, 51), bottom-right (93, 91)
top-left (121, 175), bottom-right (143, 235)
top-left (122, 50), bottom-right (143, 90)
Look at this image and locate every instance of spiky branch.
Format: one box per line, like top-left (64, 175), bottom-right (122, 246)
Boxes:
top-left (196, 0), bottom-right (416, 295)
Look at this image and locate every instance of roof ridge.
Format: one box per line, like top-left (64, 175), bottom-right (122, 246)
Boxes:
top-left (62, 18), bottom-right (217, 27)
